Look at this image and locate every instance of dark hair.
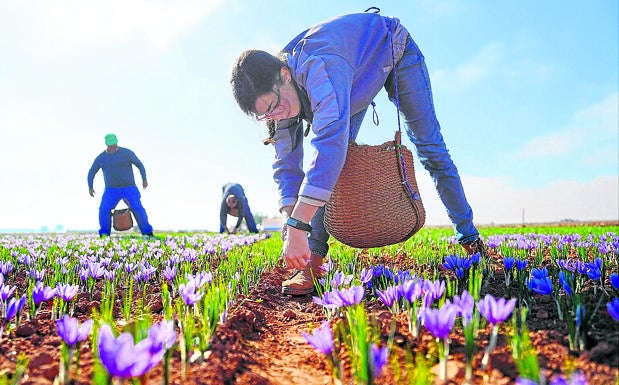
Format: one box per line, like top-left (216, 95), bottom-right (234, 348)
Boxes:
top-left (230, 50), bottom-right (284, 116)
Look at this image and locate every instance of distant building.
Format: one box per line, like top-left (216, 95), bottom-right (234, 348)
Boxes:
top-left (260, 217), bottom-right (283, 232)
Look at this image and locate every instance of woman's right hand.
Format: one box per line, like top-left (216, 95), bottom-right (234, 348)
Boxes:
top-left (282, 226), bottom-right (311, 270)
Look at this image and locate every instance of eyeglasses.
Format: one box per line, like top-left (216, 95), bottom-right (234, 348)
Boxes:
top-left (256, 87), bottom-right (284, 121)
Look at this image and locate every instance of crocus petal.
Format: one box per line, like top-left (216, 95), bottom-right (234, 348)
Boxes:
top-left (607, 298), bottom-right (619, 321)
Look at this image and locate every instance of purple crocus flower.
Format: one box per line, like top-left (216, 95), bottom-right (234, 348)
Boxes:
top-left (56, 284), bottom-right (79, 301)
top-left (528, 276), bottom-right (553, 296)
top-left (0, 284), bottom-right (16, 301)
top-left (313, 291), bottom-right (344, 310)
top-left (302, 321), bottom-right (334, 355)
top-left (369, 343), bottom-right (388, 378)
top-left (5, 295), bottom-right (26, 321)
top-left (187, 271), bottom-right (213, 288)
top-left (321, 259), bottom-right (334, 273)
top-left (32, 281), bottom-right (57, 305)
top-left (477, 295), bottom-right (516, 325)
top-left (442, 255), bottom-right (461, 270)
top-left (28, 269), bottom-right (45, 282)
top-left (515, 378), bottom-right (538, 385)
top-left (178, 280), bottom-right (203, 306)
top-left (97, 324), bottom-right (157, 378)
top-left (331, 271), bottom-right (353, 288)
top-left (334, 285), bottom-right (365, 307)
top-left (87, 262), bottom-right (106, 280)
top-left (359, 268), bottom-right (373, 285)
top-left (531, 267), bottom-right (548, 279)
top-left (574, 261), bottom-right (587, 276)
top-left (162, 265), bottom-right (177, 282)
top-left (550, 370), bottom-right (587, 385)
top-left (558, 271), bottom-right (573, 297)
top-left (515, 259), bottom-right (528, 271)
top-left (422, 303), bottom-right (456, 339)
top-left (147, 319), bottom-right (177, 362)
top-left (556, 259), bottom-right (574, 272)
top-left (376, 285), bottom-right (400, 309)
top-left (503, 257), bottom-right (515, 270)
top-left (423, 279), bottom-right (446, 303)
top-left (0, 261), bottom-right (14, 275)
top-left (55, 315), bottom-right (93, 347)
top-left (452, 290), bottom-right (475, 324)
top-left (607, 298), bottom-right (619, 321)
top-left (104, 270), bottom-right (116, 282)
top-left (610, 273), bottom-right (619, 290)
top-left (401, 278), bottom-right (423, 303)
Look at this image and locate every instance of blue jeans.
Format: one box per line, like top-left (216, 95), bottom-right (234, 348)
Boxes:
top-left (99, 185), bottom-right (154, 236)
top-left (309, 35), bottom-right (479, 257)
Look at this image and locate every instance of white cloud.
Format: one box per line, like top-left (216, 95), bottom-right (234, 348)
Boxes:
top-left (432, 42), bottom-right (504, 91)
top-left (415, 171), bottom-right (618, 227)
top-left (38, 0), bottom-right (224, 50)
top-left (517, 93), bottom-right (619, 158)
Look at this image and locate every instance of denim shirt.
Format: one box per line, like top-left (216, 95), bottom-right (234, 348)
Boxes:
top-left (87, 147), bottom-right (147, 189)
top-left (272, 12), bottom-right (408, 210)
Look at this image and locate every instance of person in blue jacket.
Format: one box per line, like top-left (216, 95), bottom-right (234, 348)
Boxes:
top-left (87, 133), bottom-right (154, 238)
top-left (230, 10), bottom-right (485, 295)
top-left (220, 183), bottom-right (259, 234)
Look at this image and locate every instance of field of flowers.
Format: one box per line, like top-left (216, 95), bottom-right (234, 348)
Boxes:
top-left (0, 224), bottom-right (617, 385)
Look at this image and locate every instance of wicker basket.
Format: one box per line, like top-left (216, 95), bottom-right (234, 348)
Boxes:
top-left (112, 208), bottom-right (134, 231)
top-left (324, 131), bottom-right (425, 248)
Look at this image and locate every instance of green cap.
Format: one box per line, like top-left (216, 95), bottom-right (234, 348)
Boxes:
top-left (104, 133), bottom-right (118, 146)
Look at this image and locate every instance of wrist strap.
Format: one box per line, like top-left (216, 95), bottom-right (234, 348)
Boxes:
top-left (286, 217), bottom-right (313, 232)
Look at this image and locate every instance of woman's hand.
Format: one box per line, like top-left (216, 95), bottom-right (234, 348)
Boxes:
top-left (282, 227), bottom-right (311, 270)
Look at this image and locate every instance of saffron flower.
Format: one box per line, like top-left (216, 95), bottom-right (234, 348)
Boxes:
top-left (515, 378), bottom-right (538, 385)
top-left (477, 294), bottom-right (516, 325)
top-left (147, 319), bottom-right (177, 361)
top-left (97, 324), bottom-right (158, 378)
top-left (302, 321), bottom-right (341, 382)
top-left (162, 265), bottom-right (177, 282)
top-left (178, 280), bottom-right (203, 306)
top-left (422, 303), bottom-right (456, 339)
top-left (515, 258), bottom-right (528, 271)
top-left (32, 281), bottom-right (57, 306)
top-left (549, 370), bottom-right (588, 385)
top-left (369, 343), bottom-right (388, 379)
top-left (528, 275), bottom-right (553, 296)
top-left (478, 294), bottom-right (516, 370)
top-left (333, 285), bottom-right (365, 307)
top-left (0, 284), bottom-right (16, 301)
top-left (302, 321), bottom-right (334, 355)
top-left (330, 271), bottom-right (353, 289)
top-left (376, 285), bottom-right (400, 311)
top-left (359, 268), bottom-right (373, 285)
top-left (55, 315), bottom-right (93, 347)
top-left (56, 284), bottom-right (79, 301)
top-left (422, 303), bottom-right (455, 382)
top-left (607, 298), bottom-right (619, 321)
top-left (452, 290), bottom-right (475, 324)
top-left (401, 278), bottom-right (422, 303)
top-left (610, 273), bottom-right (619, 290)
top-left (5, 295), bottom-right (26, 321)
top-left (504, 256), bottom-right (516, 271)
top-left (313, 291), bottom-right (344, 310)
top-left (558, 271), bottom-right (573, 297)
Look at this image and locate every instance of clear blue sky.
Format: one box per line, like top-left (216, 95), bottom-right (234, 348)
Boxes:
top-left (0, 1), bottom-right (617, 232)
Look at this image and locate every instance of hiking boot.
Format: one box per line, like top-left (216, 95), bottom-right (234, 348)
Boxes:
top-left (462, 238), bottom-right (487, 258)
top-left (282, 254), bottom-right (324, 296)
